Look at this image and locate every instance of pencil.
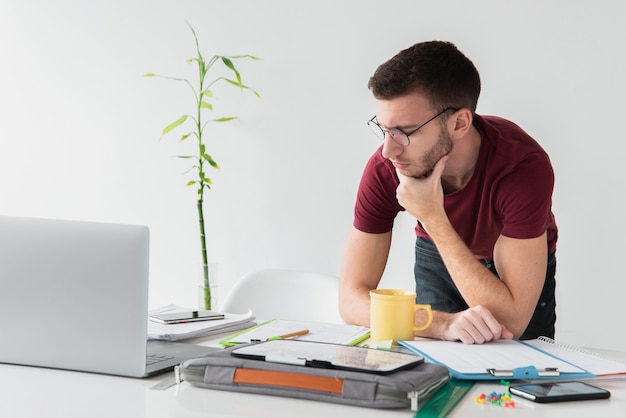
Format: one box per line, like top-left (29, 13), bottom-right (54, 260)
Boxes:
top-left (267, 329), bottom-right (310, 341)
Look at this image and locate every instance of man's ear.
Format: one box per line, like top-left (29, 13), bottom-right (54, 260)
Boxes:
top-left (449, 108), bottom-right (473, 139)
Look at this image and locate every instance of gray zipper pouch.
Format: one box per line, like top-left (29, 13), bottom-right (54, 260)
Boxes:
top-left (179, 344), bottom-right (449, 410)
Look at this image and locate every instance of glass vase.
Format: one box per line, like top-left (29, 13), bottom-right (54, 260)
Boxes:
top-left (198, 262), bottom-right (218, 310)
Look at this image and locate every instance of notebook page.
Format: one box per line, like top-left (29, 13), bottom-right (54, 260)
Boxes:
top-left (525, 337), bottom-right (626, 376)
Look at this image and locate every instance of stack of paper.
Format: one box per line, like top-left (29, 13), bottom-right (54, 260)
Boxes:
top-left (147, 304), bottom-right (256, 341)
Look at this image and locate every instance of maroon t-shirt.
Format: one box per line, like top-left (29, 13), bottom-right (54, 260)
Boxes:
top-left (353, 114), bottom-right (557, 259)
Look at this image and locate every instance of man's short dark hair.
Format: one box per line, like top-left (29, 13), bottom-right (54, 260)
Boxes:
top-left (368, 41), bottom-right (481, 113)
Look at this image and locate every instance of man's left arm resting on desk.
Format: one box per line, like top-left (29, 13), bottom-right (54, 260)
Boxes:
top-left (394, 158), bottom-right (550, 342)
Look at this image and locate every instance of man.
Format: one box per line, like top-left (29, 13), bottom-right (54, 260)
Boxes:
top-left (339, 41), bottom-right (557, 344)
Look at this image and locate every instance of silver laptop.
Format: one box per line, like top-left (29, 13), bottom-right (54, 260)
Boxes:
top-left (0, 215), bottom-right (217, 377)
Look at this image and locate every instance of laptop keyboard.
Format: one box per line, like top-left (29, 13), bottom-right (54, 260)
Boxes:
top-left (146, 353), bottom-right (175, 366)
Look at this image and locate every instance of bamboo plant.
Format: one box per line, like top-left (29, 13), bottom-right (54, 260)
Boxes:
top-left (143, 23), bottom-right (260, 309)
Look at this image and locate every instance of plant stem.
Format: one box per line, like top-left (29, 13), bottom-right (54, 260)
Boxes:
top-left (196, 41), bottom-right (211, 310)
top-left (145, 24), bottom-right (259, 310)
top-left (197, 198), bottom-right (211, 309)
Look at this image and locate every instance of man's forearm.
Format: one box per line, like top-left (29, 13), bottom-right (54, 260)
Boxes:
top-left (338, 285), bottom-right (371, 326)
top-left (426, 217), bottom-right (548, 337)
top-left (425, 217), bottom-right (510, 301)
top-left (422, 217), bottom-right (530, 335)
top-left (338, 228), bottom-right (392, 327)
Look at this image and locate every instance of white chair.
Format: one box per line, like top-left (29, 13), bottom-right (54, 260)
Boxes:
top-left (220, 268), bottom-right (344, 323)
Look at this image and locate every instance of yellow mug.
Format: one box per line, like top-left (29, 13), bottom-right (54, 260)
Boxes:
top-left (369, 289), bottom-right (433, 343)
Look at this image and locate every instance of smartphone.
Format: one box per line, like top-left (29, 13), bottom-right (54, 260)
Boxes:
top-left (149, 310), bottom-right (225, 324)
top-left (509, 381), bottom-right (611, 403)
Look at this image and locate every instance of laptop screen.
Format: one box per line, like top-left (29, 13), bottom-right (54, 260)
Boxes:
top-left (0, 216), bottom-right (151, 377)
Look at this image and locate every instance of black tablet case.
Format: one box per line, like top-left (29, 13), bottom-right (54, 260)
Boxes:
top-left (230, 339), bottom-right (424, 374)
top-left (179, 343), bottom-right (450, 410)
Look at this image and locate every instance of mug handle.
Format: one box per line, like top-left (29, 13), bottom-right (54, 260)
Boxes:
top-left (412, 304), bottom-right (433, 331)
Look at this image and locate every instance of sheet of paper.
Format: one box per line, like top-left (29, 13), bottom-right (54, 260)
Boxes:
top-left (224, 319), bottom-right (370, 346)
top-left (402, 339), bottom-right (585, 374)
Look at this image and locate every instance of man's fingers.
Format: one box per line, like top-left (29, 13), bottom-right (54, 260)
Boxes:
top-left (447, 306), bottom-right (514, 344)
top-left (432, 155), bottom-right (449, 178)
top-left (500, 327), bottom-right (514, 339)
top-left (395, 167), bottom-right (408, 183)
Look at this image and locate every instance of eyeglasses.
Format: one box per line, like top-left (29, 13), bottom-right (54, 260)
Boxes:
top-left (367, 107), bottom-right (458, 146)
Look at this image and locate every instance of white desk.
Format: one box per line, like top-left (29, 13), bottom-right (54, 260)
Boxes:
top-left (3, 338), bottom-right (626, 418)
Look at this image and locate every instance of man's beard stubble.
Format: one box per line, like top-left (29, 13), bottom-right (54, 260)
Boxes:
top-left (411, 129), bottom-right (453, 179)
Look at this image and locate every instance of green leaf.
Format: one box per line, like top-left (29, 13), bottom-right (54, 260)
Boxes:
top-left (199, 174), bottom-right (213, 184)
top-left (162, 115), bottom-right (188, 135)
top-left (203, 153), bottom-right (220, 169)
top-left (221, 56), bottom-right (235, 70)
top-left (229, 54), bottom-right (261, 61)
top-left (147, 22), bottom-right (261, 201)
top-left (221, 57), bottom-right (242, 85)
top-left (144, 72), bottom-right (189, 83)
top-left (226, 79), bottom-right (242, 88)
top-left (187, 21), bottom-right (203, 63)
top-left (223, 79), bottom-right (262, 99)
top-left (213, 116), bottom-right (238, 123)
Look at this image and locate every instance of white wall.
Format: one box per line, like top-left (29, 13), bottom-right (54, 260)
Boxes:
top-left (1, 0), bottom-right (625, 351)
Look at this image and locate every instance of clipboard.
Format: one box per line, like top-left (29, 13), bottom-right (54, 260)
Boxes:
top-left (231, 339), bottom-right (424, 374)
top-left (398, 339), bottom-right (596, 380)
top-left (219, 318), bottom-right (370, 347)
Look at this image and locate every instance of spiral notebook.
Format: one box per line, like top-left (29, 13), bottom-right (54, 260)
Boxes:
top-left (525, 337), bottom-right (626, 378)
top-left (399, 337), bottom-right (626, 380)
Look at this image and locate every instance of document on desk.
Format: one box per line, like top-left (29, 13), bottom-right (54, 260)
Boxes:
top-left (220, 319), bottom-right (370, 347)
top-left (399, 338), bottom-right (598, 380)
top-left (524, 337), bottom-right (626, 378)
top-left (147, 305), bottom-right (256, 341)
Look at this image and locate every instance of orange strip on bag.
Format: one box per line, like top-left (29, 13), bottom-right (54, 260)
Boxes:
top-left (233, 368), bottom-right (344, 394)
